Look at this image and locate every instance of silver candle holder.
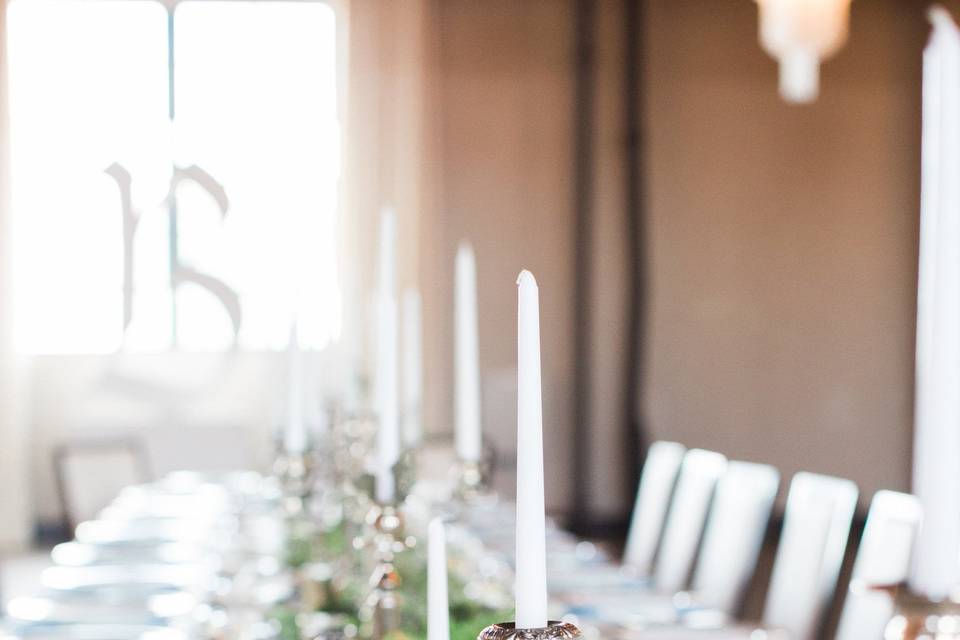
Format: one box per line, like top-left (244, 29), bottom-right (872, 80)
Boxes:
top-left (451, 443), bottom-right (496, 504)
top-left (359, 503), bottom-right (415, 640)
top-left (478, 622), bottom-right (582, 640)
top-left (452, 459), bottom-right (487, 502)
top-left (273, 447), bottom-right (316, 517)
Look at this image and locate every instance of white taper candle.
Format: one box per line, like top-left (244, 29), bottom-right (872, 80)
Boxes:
top-left (402, 289), bottom-right (423, 448)
top-left (427, 517), bottom-right (450, 640)
top-left (455, 242), bottom-right (482, 462)
top-left (284, 322), bottom-right (307, 453)
top-left (515, 270), bottom-right (547, 629)
top-left (375, 209), bottom-right (400, 503)
top-left (306, 349), bottom-right (328, 438)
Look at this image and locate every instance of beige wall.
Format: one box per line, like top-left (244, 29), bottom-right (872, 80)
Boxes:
top-left (643, 0), bottom-right (929, 506)
top-left (343, 0), bottom-right (435, 387)
top-left (3, 0), bottom-right (943, 530)
top-left (423, 0), bottom-right (939, 517)
top-left (586, 0), bottom-right (632, 519)
top-left (419, 0), bottom-right (631, 519)
top-left (421, 0), bottom-right (577, 512)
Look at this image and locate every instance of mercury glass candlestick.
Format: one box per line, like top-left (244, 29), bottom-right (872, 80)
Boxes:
top-left (477, 622), bottom-right (581, 640)
top-left (451, 455), bottom-right (492, 503)
top-left (359, 503), bottom-right (414, 640)
top-left (330, 411), bottom-right (377, 522)
top-left (273, 444), bottom-right (315, 517)
top-left (353, 449), bottom-right (417, 515)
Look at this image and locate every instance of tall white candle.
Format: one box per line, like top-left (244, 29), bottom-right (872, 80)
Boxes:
top-left (455, 242), bottom-right (482, 462)
top-left (427, 517), bottom-right (450, 640)
top-left (515, 270), bottom-right (547, 629)
top-left (284, 322), bottom-right (307, 453)
top-left (306, 349), bottom-right (328, 438)
top-left (375, 209), bottom-right (400, 503)
top-left (402, 289), bottom-right (423, 448)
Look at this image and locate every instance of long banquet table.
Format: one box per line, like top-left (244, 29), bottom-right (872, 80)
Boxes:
top-left (0, 469), bottom-right (787, 640)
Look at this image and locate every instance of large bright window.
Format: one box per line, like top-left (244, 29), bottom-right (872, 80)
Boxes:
top-left (7, 0), bottom-right (341, 354)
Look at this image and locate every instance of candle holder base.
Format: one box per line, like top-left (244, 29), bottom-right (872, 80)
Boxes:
top-left (274, 448), bottom-right (316, 516)
top-left (357, 504), bottom-right (415, 640)
top-left (351, 448), bottom-right (417, 508)
top-left (452, 459), bottom-right (489, 502)
top-left (362, 562), bottom-right (403, 640)
top-left (477, 622), bottom-right (581, 640)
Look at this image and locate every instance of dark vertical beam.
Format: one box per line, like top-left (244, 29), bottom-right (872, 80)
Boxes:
top-left (623, 0), bottom-right (647, 507)
top-left (571, 0), bottom-right (595, 532)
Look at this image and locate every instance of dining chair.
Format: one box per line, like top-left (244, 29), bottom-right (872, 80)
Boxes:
top-left (689, 460), bottom-right (780, 615)
top-left (762, 472), bottom-right (859, 640)
top-left (834, 490), bottom-right (922, 640)
top-left (622, 441), bottom-right (687, 575)
top-left (653, 448), bottom-right (728, 593)
top-left (53, 437), bottom-right (150, 532)
top-left (552, 441), bottom-right (686, 593)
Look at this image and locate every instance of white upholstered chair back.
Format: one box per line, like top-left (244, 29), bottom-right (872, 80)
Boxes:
top-left (834, 490), bottom-right (922, 640)
top-left (653, 448), bottom-right (727, 593)
top-left (54, 438), bottom-right (148, 530)
top-left (690, 460), bottom-right (780, 614)
top-left (763, 472), bottom-right (859, 640)
top-left (622, 441), bottom-right (686, 575)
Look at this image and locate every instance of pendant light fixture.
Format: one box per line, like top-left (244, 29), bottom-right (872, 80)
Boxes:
top-left (755, 0), bottom-right (853, 103)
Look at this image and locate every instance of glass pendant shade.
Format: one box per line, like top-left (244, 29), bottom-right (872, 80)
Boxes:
top-left (756, 0), bottom-right (853, 103)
